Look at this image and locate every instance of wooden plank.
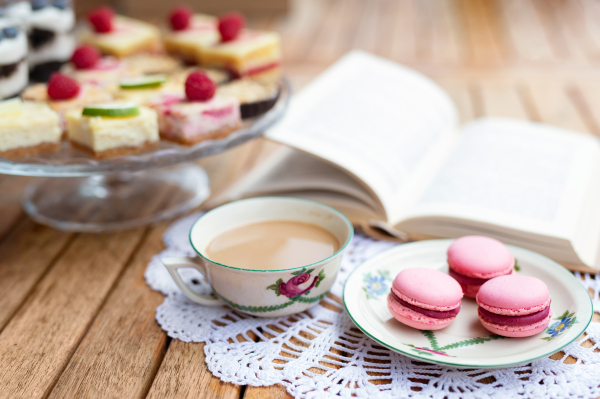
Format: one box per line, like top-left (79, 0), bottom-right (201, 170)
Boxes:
top-left (0, 175), bottom-right (33, 242)
top-left (145, 340), bottom-right (242, 399)
top-left (569, 81), bottom-right (600, 137)
top-left (0, 219), bottom-right (72, 331)
top-left (47, 224), bottom-right (169, 399)
top-left (244, 385), bottom-right (293, 399)
top-left (496, 0), bottom-right (554, 62)
top-left (522, 80), bottom-right (589, 133)
top-left (478, 80), bottom-right (528, 119)
top-left (0, 228), bottom-right (147, 398)
top-left (456, 0), bottom-right (505, 65)
top-left (304, 0), bottom-right (351, 63)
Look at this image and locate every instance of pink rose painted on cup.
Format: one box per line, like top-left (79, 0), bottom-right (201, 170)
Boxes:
top-left (267, 268), bottom-right (327, 299)
top-left (279, 272), bottom-right (318, 298)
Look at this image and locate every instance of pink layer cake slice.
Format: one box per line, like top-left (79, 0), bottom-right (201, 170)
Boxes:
top-left (150, 93), bottom-right (241, 145)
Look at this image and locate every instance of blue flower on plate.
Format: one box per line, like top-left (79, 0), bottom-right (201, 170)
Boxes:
top-left (365, 274), bottom-right (388, 297)
top-left (547, 317), bottom-right (573, 338)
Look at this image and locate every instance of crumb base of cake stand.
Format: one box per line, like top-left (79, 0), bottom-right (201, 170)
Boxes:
top-left (21, 164), bottom-right (210, 232)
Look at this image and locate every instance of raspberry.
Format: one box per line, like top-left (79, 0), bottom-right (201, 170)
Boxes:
top-left (70, 45), bottom-right (101, 69)
top-left (185, 71), bottom-right (216, 101)
top-left (47, 73), bottom-right (81, 100)
top-left (169, 6), bottom-right (192, 31)
top-left (88, 6), bottom-right (114, 33)
top-left (218, 12), bottom-right (245, 42)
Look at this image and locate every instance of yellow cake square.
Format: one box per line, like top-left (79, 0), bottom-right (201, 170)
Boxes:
top-left (201, 30), bottom-right (281, 82)
top-left (163, 14), bottom-right (220, 64)
top-left (80, 16), bottom-right (161, 58)
top-left (66, 104), bottom-right (159, 158)
top-left (0, 99), bottom-right (61, 158)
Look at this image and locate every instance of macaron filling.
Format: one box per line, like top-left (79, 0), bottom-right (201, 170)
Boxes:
top-left (478, 305), bottom-right (550, 326)
top-left (389, 291), bottom-right (461, 319)
top-left (448, 268), bottom-right (491, 286)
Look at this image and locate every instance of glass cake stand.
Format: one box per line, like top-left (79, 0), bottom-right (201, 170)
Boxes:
top-left (2, 78), bottom-right (291, 232)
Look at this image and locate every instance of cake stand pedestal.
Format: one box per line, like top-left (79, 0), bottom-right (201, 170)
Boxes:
top-left (1, 78), bottom-right (290, 232)
top-left (22, 164), bottom-right (209, 232)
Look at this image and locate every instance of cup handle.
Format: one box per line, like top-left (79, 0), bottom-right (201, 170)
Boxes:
top-left (162, 257), bottom-right (224, 306)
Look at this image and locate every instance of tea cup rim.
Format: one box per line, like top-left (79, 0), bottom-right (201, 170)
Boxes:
top-left (188, 196), bottom-right (354, 273)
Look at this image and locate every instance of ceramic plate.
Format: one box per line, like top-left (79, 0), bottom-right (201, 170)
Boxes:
top-left (343, 239), bottom-right (593, 368)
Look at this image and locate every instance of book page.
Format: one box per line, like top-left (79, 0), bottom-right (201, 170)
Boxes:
top-left (223, 146), bottom-right (385, 216)
top-left (266, 50), bottom-right (458, 222)
top-left (399, 118), bottom-right (600, 246)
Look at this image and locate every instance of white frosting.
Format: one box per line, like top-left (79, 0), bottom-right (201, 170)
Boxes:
top-left (67, 107), bottom-right (159, 152)
top-left (0, 101), bottom-right (61, 152)
top-left (0, 60), bottom-right (28, 99)
top-left (28, 32), bottom-right (75, 65)
top-left (5, 2), bottom-right (32, 25)
top-left (0, 31), bottom-right (27, 64)
top-left (28, 6), bottom-right (75, 33)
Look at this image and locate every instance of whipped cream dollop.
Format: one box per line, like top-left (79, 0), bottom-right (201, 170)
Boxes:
top-left (28, 6), bottom-right (74, 33)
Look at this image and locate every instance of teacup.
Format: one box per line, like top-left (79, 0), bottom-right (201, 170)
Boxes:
top-left (162, 197), bottom-right (353, 317)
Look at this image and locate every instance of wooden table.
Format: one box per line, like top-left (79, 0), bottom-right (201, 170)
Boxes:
top-left (2, 0), bottom-right (600, 397)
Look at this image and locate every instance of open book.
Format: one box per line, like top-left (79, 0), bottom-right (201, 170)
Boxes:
top-left (222, 51), bottom-right (600, 269)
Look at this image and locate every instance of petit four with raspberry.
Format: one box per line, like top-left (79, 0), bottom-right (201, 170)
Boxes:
top-left (217, 78), bottom-right (279, 118)
top-left (202, 13), bottom-right (281, 82)
top-left (22, 72), bottom-right (112, 132)
top-left (123, 53), bottom-right (181, 75)
top-left (0, 98), bottom-right (61, 158)
top-left (149, 71), bottom-right (241, 144)
top-left (169, 67), bottom-right (229, 86)
top-left (0, 18), bottom-right (28, 99)
top-left (60, 45), bottom-right (139, 88)
top-left (66, 102), bottom-right (159, 158)
top-left (27, 0), bottom-right (77, 82)
top-left (80, 7), bottom-right (160, 58)
top-left (115, 74), bottom-right (183, 106)
top-left (163, 7), bottom-right (219, 64)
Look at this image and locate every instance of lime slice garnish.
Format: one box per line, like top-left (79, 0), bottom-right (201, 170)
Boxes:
top-left (119, 74), bottom-right (168, 89)
top-left (82, 103), bottom-right (140, 118)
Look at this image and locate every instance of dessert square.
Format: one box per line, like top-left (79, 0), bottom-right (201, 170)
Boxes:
top-left (22, 83), bottom-right (113, 132)
top-left (81, 16), bottom-right (160, 58)
top-left (61, 56), bottom-right (140, 89)
top-left (202, 30), bottom-right (281, 82)
top-left (0, 99), bottom-right (62, 158)
top-left (150, 94), bottom-right (241, 145)
top-left (115, 76), bottom-right (184, 106)
top-left (163, 14), bottom-right (220, 64)
top-left (66, 104), bottom-right (159, 158)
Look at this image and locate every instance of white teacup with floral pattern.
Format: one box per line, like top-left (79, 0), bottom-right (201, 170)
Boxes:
top-left (162, 197), bottom-right (354, 317)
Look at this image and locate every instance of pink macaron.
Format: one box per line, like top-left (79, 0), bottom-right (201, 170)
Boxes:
top-left (387, 268), bottom-right (463, 330)
top-left (476, 275), bottom-right (552, 337)
top-left (447, 236), bottom-right (515, 298)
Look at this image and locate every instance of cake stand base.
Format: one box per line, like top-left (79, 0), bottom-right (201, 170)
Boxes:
top-left (22, 164), bottom-right (210, 232)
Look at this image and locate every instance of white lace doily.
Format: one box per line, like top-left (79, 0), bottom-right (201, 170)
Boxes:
top-left (146, 212), bottom-right (600, 399)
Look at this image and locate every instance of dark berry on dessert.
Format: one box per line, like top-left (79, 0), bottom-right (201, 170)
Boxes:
top-left (47, 72), bottom-right (80, 100)
top-left (2, 27), bottom-right (18, 39)
top-left (31, 0), bottom-right (47, 11)
top-left (169, 6), bottom-right (192, 31)
top-left (218, 12), bottom-right (245, 42)
top-left (88, 6), bottom-right (114, 33)
top-left (185, 71), bottom-right (216, 101)
top-left (71, 45), bottom-right (101, 69)
top-left (52, 0), bottom-right (69, 10)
